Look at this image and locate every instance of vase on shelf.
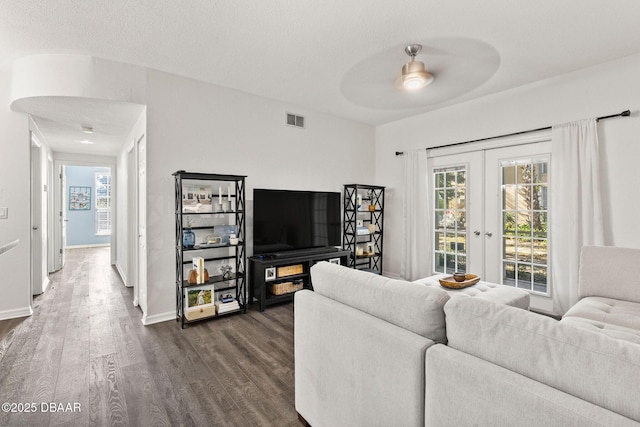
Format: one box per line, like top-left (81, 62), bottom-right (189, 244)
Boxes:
top-left (183, 227), bottom-right (195, 249)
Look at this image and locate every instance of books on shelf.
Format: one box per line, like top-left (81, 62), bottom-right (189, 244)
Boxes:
top-left (356, 226), bottom-right (370, 235)
top-left (192, 257), bottom-right (206, 284)
top-left (215, 299), bottom-right (240, 314)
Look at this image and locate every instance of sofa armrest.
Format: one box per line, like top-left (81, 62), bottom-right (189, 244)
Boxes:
top-left (295, 289), bottom-right (434, 427)
top-left (580, 246), bottom-right (640, 303)
top-left (425, 345), bottom-right (639, 427)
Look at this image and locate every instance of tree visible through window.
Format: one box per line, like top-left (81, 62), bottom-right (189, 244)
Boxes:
top-left (95, 172), bottom-right (111, 236)
top-left (501, 159), bottom-right (548, 293)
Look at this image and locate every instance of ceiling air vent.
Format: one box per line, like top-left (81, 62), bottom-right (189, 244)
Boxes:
top-left (286, 113), bottom-right (305, 129)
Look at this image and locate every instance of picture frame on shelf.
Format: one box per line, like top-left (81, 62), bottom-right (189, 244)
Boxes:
top-left (265, 267), bottom-right (276, 281)
top-left (185, 284), bottom-right (214, 309)
top-left (365, 242), bottom-right (375, 256)
top-left (183, 185), bottom-right (213, 213)
top-left (184, 284), bottom-right (216, 321)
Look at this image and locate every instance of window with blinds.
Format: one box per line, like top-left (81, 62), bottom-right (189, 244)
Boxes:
top-left (95, 172), bottom-right (111, 235)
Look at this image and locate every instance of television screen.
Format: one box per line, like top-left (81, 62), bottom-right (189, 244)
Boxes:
top-left (253, 189), bottom-right (341, 255)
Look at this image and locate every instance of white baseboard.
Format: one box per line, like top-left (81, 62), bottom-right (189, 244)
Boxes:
top-left (0, 306), bottom-right (33, 321)
top-left (65, 243), bottom-right (110, 249)
top-left (41, 277), bottom-right (50, 293)
top-left (141, 311), bottom-right (175, 326)
top-left (114, 262), bottom-right (132, 287)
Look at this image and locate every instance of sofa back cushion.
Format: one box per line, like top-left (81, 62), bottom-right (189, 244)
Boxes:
top-left (445, 297), bottom-right (640, 423)
top-left (580, 246), bottom-right (640, 303)
top-left (310, 262), bottom-right (450, 343)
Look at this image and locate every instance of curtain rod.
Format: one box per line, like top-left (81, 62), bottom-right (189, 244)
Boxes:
top-left (395, 109), bottom-right (631, 156)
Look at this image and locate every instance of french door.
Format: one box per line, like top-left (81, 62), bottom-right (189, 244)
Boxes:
top-left (429, 140), bottom-right (552, 298)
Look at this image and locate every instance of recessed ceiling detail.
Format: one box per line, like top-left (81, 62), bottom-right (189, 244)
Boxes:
top-left (341, 38), bottom-right (500, 111)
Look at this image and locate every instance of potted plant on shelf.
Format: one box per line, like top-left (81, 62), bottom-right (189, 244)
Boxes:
top-left (367, 189), bottom-right (376, 211)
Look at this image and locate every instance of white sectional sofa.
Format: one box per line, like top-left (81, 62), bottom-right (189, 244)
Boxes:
top-left (294, 263), bottom-right (450, 427)
top-left (294, 246), bottom-right (640, 426)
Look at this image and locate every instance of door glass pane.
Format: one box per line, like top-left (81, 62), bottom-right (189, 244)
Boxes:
top-left (500, 159), bottom-right (549, 294)
top-left (434, 231), bottom-right (445, 251)
top-left (433, 166), bottom-right (467, 275)
top-left (436, 189), bottom-right (445, 209)
top-left (502, 165), bottom-right (516, 185)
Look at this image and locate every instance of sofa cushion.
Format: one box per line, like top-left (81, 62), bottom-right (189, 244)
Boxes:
top-left (413, 273), bottom-right (530, 309)
top-left (561, 317), bottom-right (640, 345)
top-left (579, 246), bottom-right (640, 303)
top-left (563, 296), bottom-right (640, 330)
top-left (310, 262), bottom-right (450, 343)
top-left (444, 297), bottom-right (640, 423)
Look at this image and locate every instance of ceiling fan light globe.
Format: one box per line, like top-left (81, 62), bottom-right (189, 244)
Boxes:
top-left (401, 60), bottom-right (433, 90)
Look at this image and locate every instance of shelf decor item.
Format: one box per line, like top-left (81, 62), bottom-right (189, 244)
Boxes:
top-left (183, 227), bottom-right (195, 249)
top-left (184, 284), bottom-right (216, 321)
top-left (268, 281), bottom-right (304, 296)
top-left (439, 274), bottom-right (481, 289)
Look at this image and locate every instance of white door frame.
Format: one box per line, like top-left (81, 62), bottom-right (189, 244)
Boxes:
top-left (31, 134), bottom-right (49, 295)
top-left (427, 130), bottom-right (553, 312)
top-left (136, 134), bottom-right (148, 318)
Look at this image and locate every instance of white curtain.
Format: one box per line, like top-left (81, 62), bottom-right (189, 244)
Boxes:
top-left (550, 118), bottom-right (604, 314)
top-left (401, 149), bottom-right (432, 280)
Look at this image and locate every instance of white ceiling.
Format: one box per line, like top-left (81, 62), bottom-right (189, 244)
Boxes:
top-left (2, 1), bottom-right (640, 154)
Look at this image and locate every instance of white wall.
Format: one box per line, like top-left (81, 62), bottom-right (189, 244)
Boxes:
top-left (143, 69), bottom-right (375, 323)
top-left (10, 54), bottom-right (146, 106)
top-left (376, 53), bottom-right (640, 280)
top-left (0, 68), bottom-right (32, 320)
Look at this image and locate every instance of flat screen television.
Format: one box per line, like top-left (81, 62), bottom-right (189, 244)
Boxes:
top-left (253, 189), bottom-right (341, 255)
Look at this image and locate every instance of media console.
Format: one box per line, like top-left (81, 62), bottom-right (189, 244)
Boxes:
top-left (249, 249), bottom-right (350, 311)
top-left (267, 246), bottom-right (341, 259)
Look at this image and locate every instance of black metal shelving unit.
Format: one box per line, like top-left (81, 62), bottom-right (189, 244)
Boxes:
top-left (174, 171), bottom-right (247, 328)
top-left (343, 184), bottom-right (385, 274)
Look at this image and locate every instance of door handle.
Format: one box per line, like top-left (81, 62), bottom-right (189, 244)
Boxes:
top-left (32, 226), bottom-right (38, 230)
top-left (485, 232), bottom-right (493, 237)
top-left (473, 230), bottom-right (481, 236)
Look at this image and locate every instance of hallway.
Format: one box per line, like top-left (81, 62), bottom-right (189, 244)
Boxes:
top-left (0, 247), bottom-right (297, 426)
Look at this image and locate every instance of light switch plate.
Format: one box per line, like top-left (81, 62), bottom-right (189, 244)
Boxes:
top-left (0, 207), bottom-right (7, 219)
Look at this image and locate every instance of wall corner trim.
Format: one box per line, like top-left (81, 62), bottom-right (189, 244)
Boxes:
top-left (0, 306), bottom-right (34, 321)
top-left (141, 311), bottom-right (175, 326)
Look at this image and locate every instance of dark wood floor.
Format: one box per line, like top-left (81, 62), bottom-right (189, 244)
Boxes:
top-left (0, 247), bottom-right (298, 427)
